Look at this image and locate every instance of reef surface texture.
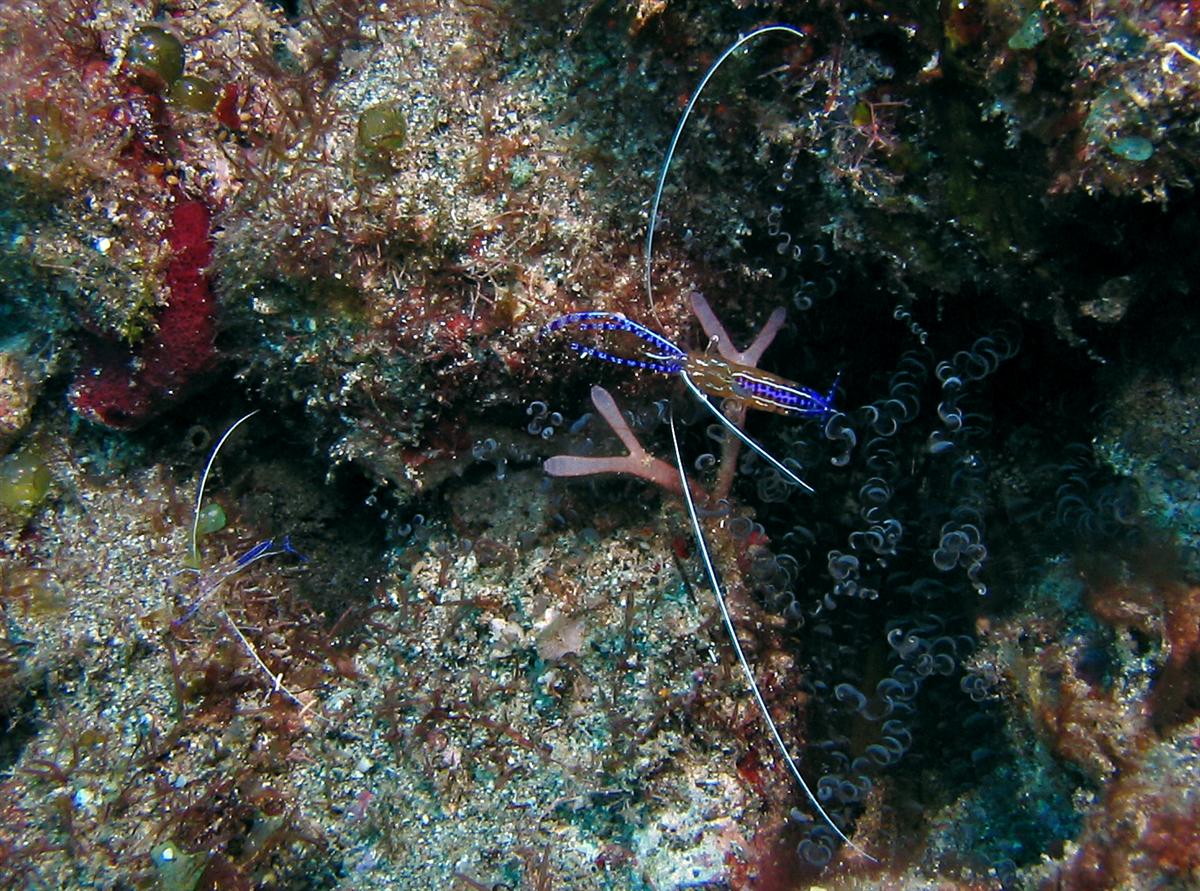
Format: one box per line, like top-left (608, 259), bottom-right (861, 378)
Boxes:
top-left (2, 1), bottom-right (1200, 889)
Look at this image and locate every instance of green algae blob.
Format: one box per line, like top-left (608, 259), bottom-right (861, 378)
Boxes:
top-left (357, 101), bottom-right (407, 165)
top-left (170, 75), bottom-right (220, 113)
top-left (150, 841), bottom-right (205, 891)
top-left (509, 155), bottom-right (535, 188)
top-left (127, 26), bottom-right (185, 91)
top-left (1008, 11), bottom-right (1046, 50)
top-left (0, 447), bottom-right (50, 513)
top-left (11, 100), bottom-right (71, 173)
top-left (4, 568), bottom-right (67, 617)
top-left (195, 502), bottom-right (226, 536)
top-left (1110, 135), bottom-right (1154, 162)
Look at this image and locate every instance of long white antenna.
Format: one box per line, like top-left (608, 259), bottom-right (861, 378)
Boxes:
top-left (667, 409), bottom-right (876, 863)
top-left (645, 24), bottom-right (805, 311)
top-left (190, 410), bottom-right (259, 564)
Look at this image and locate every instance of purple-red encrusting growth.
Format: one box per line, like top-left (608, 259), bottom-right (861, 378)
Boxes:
top-left (69, 199), bottom-right (218, 429)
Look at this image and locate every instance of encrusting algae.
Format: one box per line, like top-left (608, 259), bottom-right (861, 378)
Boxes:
top-left (2, 1), bottom-right (1200, 888)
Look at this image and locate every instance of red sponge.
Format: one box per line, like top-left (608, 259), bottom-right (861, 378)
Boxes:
top-left (69, 199), bottom-right (218, 429)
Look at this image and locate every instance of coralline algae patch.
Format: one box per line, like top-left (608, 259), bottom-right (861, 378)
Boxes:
top-left (5, 1), bottom-right (1200, 888)
top-left (0, 443), bottom-right (794, 889)
top-left (1048, 715), bottom-right (1200, 888)
top-left (298, 471), bottom-right (779, 889)
top-left (1094, 364), bottom-right (1200, 570)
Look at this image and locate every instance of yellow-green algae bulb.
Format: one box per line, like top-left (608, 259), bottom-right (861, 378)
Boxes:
top-left (0, 447), bottom-right (50, 513)
top-left (357, 101), bottom-right (407, 159)
top-left (127, 26), bottom-right (185, 90)
top-left (170, 75), bottom-right (220, 113)
top-left (151, 840), bottom-right (205, 891)
top-left (5, 568), bottom-right (67, 617)
top-left (195, 502), bottom-right (226, 536)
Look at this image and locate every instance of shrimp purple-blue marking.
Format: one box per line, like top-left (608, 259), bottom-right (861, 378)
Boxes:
top-left (544, 310), bottom-right (837, 418)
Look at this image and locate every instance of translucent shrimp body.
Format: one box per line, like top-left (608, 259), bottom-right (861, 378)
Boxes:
top-left (543, 311), bottom-right (834, 417)
top-left (683, 353), bottom-right (836, 417)
top-left (543, 309), bottom-right (831, 493)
